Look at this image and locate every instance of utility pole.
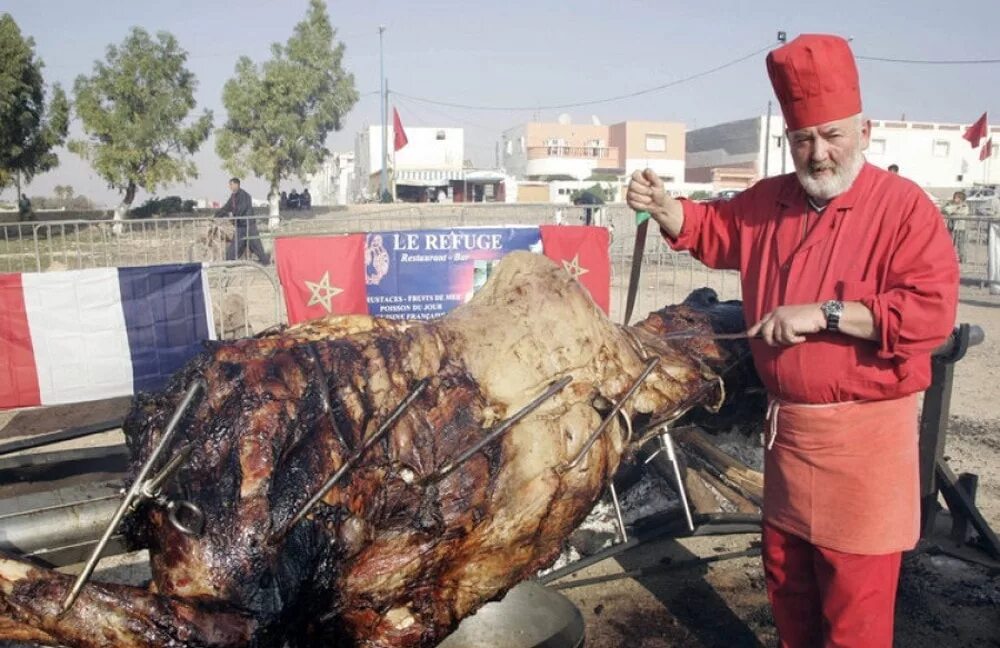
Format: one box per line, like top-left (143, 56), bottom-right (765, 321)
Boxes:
top-left (379, 25), bottom-right (388, 201)
top-left (763, 100), bottom-right (772, 178)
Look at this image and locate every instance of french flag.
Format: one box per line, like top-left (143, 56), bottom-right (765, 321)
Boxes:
top-left (0, 264), bottom-right (215, 410)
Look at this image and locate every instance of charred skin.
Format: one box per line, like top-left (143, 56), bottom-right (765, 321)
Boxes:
top-left (0, 252), bottom-right (755, 648)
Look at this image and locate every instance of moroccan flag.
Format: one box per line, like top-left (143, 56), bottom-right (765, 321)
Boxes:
top-left (964, 112), bottom-right (988, 148)
top-left (393, 108), bottom-right (409, 151)
top-left (0, 263), bottom-right (214, 409)
top-left (981, 137), bottom-right (993, 162)
top-left (275, 235), bottom-right (368, 324)
top-left (540, 225), bottom-right (611, 314)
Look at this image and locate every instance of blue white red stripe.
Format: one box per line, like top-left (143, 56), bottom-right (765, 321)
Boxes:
top-left (0, 264), bottom-right (214, 409)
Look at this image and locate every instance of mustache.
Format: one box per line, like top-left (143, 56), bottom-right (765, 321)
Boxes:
top-left (808, 162), bottom-right (837, 173)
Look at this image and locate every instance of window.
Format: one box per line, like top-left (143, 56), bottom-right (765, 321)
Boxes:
top-left (932, 140), bottom-right (950, 157)
top-left (436, 130), bottom-right (446, 140)
top-left (645, 134), bottom-right (667, 152)
top-left (505, 140), bottom-right (512, 155)
top-left (870, 138), bottom-right (886, 155)
top-left (772, 135), bottom-right (783, 148)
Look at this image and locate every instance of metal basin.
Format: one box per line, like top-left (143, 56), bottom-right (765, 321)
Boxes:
top-left (438, 581), bottom-right (585, 648)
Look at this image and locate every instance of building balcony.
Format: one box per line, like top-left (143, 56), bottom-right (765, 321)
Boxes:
top-left (524, 146), bottom-right (621, 180)
top-left (526, 145), bottom-right (620, 162)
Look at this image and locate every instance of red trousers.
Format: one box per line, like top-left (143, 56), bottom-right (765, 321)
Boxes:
top-left (762, 523), bottom-right (902, 648)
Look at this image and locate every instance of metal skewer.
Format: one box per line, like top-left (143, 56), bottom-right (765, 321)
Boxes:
top-left (273, 378), bottom-right (429, 541)
top-left (565, 358), bottom-right (659, 470)
top-left (608, 482), bottom-right (629, 542)
top-left (426, 376), bottom-right (573, 485)
top-left (61, 379), bottom-right (205, 614)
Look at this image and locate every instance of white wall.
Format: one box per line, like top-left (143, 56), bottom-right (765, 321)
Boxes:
top-left (865, 121), bottom-right (1000, 187)
top-left (623, 158), bottom-right (685, 183)
top-left (357, 126), bottom-right (465, 175)
top-left (501, 125), bottom-right (528, 178)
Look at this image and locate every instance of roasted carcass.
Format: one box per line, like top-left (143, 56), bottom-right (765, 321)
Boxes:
top-left (0, 251), bottom-right (752, 648)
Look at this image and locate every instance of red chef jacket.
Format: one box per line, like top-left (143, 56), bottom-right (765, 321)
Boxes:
top-left (668, 163), bottom-right (959, 404)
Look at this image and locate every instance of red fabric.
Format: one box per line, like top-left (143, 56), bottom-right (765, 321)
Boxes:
top-left (764, 395), bottom-right (919, 554)
top-left (393, 108), bottom-right (409, 152)
top-left (275, 235), bottom-right (368, 324)
top-left (763, 523), bottom-right (902, 648)
top-left (667, 163), bottom-right (959, 403)
top-left (0, 273), bottom-right (40, 409)
top-left (964, 112), bottom-right (988, 148)
top-left (540, 225), bottom-right (611, 313)
top-left (980, 137), bottom-right (993, 161)
top-left (766, 34), bottom-right (861, 130)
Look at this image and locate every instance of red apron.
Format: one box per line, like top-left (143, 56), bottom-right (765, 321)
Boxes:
top-left (763, 394), bottom-right (920, 555)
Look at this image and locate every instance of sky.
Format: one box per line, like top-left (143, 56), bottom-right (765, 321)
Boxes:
top-left (5, 0), bottom-right (1000, 207)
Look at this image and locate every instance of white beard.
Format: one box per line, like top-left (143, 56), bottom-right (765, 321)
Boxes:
top-left (795, 148), bottom-right (865, 201)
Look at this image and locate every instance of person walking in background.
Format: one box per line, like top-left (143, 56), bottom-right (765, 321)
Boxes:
top-left (942, 191), bottom-right (970, 263)
top-left (216, 177), bottom-right (269, 264)
top-left (888, 163), bottom-right (899, 174)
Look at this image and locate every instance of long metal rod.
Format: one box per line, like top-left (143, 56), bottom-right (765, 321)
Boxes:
top-left (427, 376), bottom-right (573, 485)
top-left (608, 482), bottom-right (628, 542)
top-left (306, 342), bottom-right (351, 453)
top-left (140, 444), bottom-right (194, 500)
top-left (662, 431), bottom-right (695, 532)
top-left (276, 378), bottom-right (429, 540)
top-left (566, 358), bottom-right (659, 470)
top-left (60, 379), bottom-right (204, 614)
top-left (0, 419), bottom-right (123, 457)
top-left (551, 548), bottom-right (761, 591)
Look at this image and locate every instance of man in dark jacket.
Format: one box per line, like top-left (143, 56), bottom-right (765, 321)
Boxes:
top-left (216, 178), bottom-right (270, 264)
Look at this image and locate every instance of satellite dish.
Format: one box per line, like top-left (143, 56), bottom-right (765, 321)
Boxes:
top-left (591, 115), bottom-right (601, 126)
top-left (557, 113), bottom-right (572, 125)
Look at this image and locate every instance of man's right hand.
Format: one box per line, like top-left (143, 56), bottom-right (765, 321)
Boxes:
top-left (625, 169), bottom-right (684, 238)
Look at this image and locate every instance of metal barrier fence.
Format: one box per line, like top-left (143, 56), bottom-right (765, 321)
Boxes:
top-left (2, 206), bottom-right (991, 339)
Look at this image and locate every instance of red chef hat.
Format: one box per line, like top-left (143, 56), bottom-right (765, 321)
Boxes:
top-left (766, 34), bottom-right (862, 131)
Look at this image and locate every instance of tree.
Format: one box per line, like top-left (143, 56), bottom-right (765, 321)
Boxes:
top-left (69, 28), bottom-right (212, 222)
top-left (0, 14), bottom-right (69, 208)
top-left (216, 0), bottom-right (358, 216)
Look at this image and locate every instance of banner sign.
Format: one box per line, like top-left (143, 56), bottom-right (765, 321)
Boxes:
top-left (364, 227), bottom-right (542, 319)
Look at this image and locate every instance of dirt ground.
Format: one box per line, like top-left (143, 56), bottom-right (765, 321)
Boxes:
top-left (1, 273), bottom-right (998, 647)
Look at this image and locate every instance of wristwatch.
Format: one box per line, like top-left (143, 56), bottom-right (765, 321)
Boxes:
top-left (821, 300), bottom-right (844, 332)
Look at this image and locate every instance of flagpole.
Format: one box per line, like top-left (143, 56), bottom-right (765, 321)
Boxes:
top-left (379, 25), bottom-right (388, 202)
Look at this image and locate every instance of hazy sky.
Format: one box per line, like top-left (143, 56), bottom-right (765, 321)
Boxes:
top-left (5, 0), bottom-right (1000, 207)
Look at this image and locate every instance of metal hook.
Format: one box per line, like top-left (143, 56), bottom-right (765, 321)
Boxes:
top-left (166, 499), bottom-right (206, 536)
top-left (61, 379), bottom-right (205, 614)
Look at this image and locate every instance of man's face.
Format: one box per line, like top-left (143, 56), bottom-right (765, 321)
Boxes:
top-left (229, 181), bottom-right (239, 194)
top-left (788, 114), bottom-right (870, 201)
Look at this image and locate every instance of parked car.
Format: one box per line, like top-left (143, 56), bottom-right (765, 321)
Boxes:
top-left (716, 189), bottom-right (741, 201)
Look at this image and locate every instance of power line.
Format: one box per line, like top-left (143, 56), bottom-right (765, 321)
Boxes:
top-left (394, 41), bottom-right (778, 112)
top-left (856, 55), bottom-right (1000, 65)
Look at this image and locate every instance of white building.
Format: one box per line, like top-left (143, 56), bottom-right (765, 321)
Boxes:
top-left (687, 115), bottom-right (1000, 191)
top-left (501, 117), bottom-right (686, 185)
top-left (354, 125), bottom-right (464, 201)
top-left (304, 152), bottom-right (354, 207)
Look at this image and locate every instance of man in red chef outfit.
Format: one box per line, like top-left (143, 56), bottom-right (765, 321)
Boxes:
top-left (627, 34), bottom-right (959, 647)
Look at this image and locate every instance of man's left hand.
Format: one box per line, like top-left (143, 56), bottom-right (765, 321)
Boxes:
top-left (747, 304), bottom-right (825, 346)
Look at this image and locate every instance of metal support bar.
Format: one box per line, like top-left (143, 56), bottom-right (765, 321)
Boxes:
top-left (0, 419), bottom-right (123, 457)
top-left (608, 482), bottom-right (628, 543)
top-left (936, 460), bottom-right (1000, 559)
top-left (60, 379), bottom-right (205, 613)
